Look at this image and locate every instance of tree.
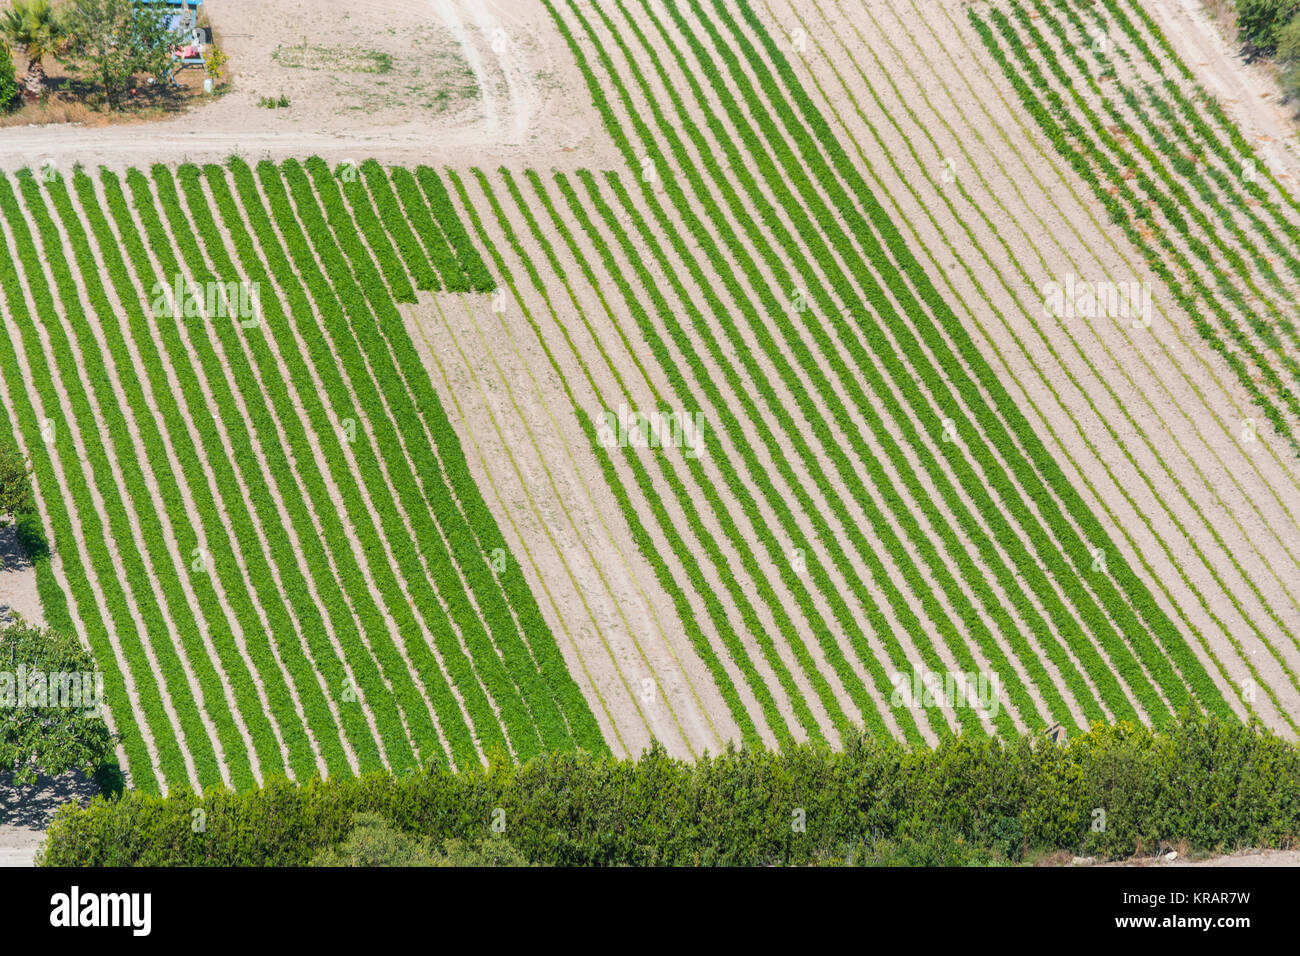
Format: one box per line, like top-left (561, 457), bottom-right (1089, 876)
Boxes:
top-left (0, 0), bottom-right (69, 97)
top-left (1277, 13), bottom-right (1300, 100)
top-left (0, 443), bottom-right (32, 524)
top-left (61, 0), bottom-right (183, 109)
top-left (1236, 0), bottom-right (1300, 57)
top-left (308, 813), bottom-right (534, 867)
top-left (0, 622), bottom-right (115, 787)
top-left (0, 38), bottom-right (21, 111)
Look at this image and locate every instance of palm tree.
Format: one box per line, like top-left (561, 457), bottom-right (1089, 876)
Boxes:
top-left (0, 0), bottom-right (68, 97)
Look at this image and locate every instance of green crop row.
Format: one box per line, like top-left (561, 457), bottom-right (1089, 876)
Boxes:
top-left (96, 168), bottom-right (342, 782)
top-left (40, 172), bottom-right (266, 792)
top-left (451, 166), bottom-right (772, 749)
top-left (974, 8), bottom-right (1300, 682)
top-left (719, 0), bottom-right (1237, 716)
top-left (798, 0), bottom-right (1282, 725)
top-left (694, 0), bottom-right (1224, 716)
top-left (359, 160), bottom-right (441, 292)
top-left (391, 166), bottom-right (468, 291)
top-left (602, 0), bottom-right (1073, 735)
top-left (293, 156), bottom-right (579, 758)
top-left (170, 162), bottom-right (456, 772)
top-left (208, 160), bottom-right (478, 771)
top-left (414, 166), bottom-right (494, 292)
top-left (609, 0), bottom-right (1171, 723)
top-left (0, 177), bottom-right (162, 792)
top-left (124, 165), bottom-right (379, 775)
top-left (66, 168), bottom-right (309, 780)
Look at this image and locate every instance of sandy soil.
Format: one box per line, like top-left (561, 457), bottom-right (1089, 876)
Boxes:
top-left (0, 524), bottom-right (41, 627)
top-left (0, 772), bottom-right (98, 868)
top-left (0, 0), bottom-right (620, 172)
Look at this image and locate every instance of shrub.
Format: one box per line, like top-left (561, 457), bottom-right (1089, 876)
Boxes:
top-left (1236, 0), bottom-right (1300, 56)
top-left (0, 41), bottom-right (20, 112)
top-left (37, 716), bottom-right (1300, 866)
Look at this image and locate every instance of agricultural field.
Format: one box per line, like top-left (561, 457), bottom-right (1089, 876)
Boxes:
top-left (2, 0), bottom-right (1300, 808)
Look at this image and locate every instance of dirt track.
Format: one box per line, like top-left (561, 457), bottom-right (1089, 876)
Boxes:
top-left (0, 0), bottom-right (620, 172)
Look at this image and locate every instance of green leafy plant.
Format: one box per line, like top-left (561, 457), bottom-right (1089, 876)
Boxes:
top-left (0, 622), bottom-right (116, 787)
top-left (0, 0), bottom-right (69, 98)
top-left (61, 0), bottom-right (187, 109)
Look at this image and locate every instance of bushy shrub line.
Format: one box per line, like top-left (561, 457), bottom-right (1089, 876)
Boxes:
top-left (293, 157), bottom-right (586, 758)
top-left (601, 0), bottom-right (1069, 735)
top-left (68, 168), bottom-right (301, 782)
top-left (39, 172), bottom-right (261, 791)
top-left (38, 715), bottom-right (1300, 866)
top-left (97, 168), bottom-right (339, 783)
top-left (122, 167), bottom-right (370, 777)
top-left (452, 167), bottom-right (771, 749)
top-left (0, 178), bottom-right (159, 792)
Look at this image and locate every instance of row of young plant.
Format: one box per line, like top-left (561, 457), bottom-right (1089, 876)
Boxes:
top-left (415, 166), bottom-right (495, 292)
top-left (95, 167), bottom-right (346, 784)
top-left (1100, 0), bottom-right (1300, 307)
top-left (973, 8), bottom-right (1300, 678)
top-left (626, 0), bottom-right (1191, 722)
top-left (1090, 0), bottom-right (1300, 522)
top-left (357, 161), bottom-right (441, 293)
top-left (586, 0), bottom-right (1066, 738)
top-left (64, 168), bottom-right (314, 783)
top-left (798, 0), bottom-right (1283, 725)
top-left (168, 162), bottom-right (461, 773)
top-left (291, 156), bottom-right (596, 757)
top-left (23, 170), bottom-right (239, 790)
top-left (240, 159), bottom-right (525, 764)
top-left (449, 167), bottom-right (774, 751)
top-left (209, 160), bottom-right (482, 772)
top-left (1035, 0), bottom-right (1300, 632)
top-left (599, 0), bottom-right (1082, 734)
top-left (126, 165), bottom-right (389, 777)
top-left (1062, 0), bottom-right (1300, 322)
top-left (1012, 1), bottom-right (1300, 413)
top-left (0, 179), bottom-right (162, 792)
top-left (1, 172), bottom-right (221, 791)
top-left (780, 0), bottom-right (1216, 725)
top-left (586, 0), bottom-right (1045, 738)
top-left (559, 0), bottom-right (1118, 738)
top-left (700, 0), bottom-right (1230, 716)
top-left (390, 167), bottom-right (472, 292)
top-left (974, 6), bottom-right (1300, 453)
top-left (319, 156), bottom-right (603, 756)
top-left (541, 166), bottom-right (928, 744)
top-left (38, 171), bottom-right (270, 792)
top-left (494, 164), bottom-right (847, 749)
